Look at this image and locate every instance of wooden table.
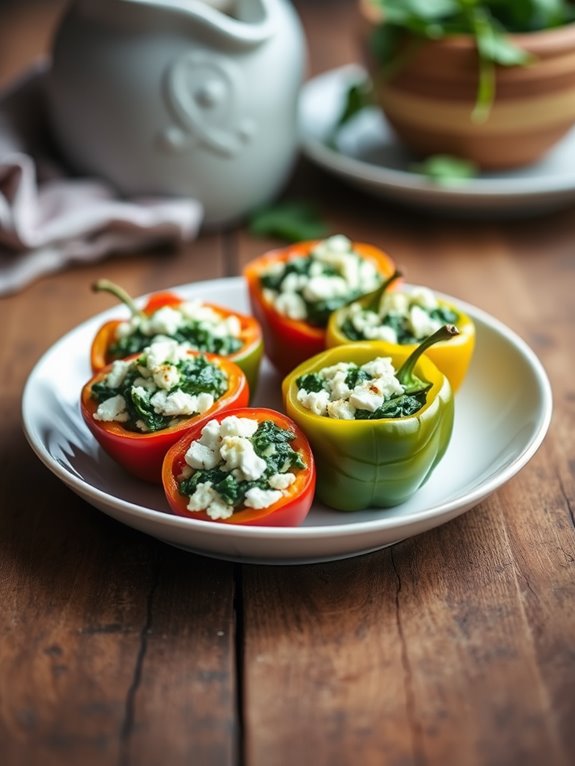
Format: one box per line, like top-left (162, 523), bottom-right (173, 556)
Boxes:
top-left (1, 2), bottom-right (574, 764)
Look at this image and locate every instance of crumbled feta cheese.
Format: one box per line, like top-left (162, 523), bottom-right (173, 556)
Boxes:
top-left (150, 389), bottom-right (213, 417)
top-left (186, 482), bottom-right (233, 520)
top-left (318, 362), bottom-right (352, 381)
top-left (179, 416), bottom-right (305, 517)
top-left (349, 387), bottom-right (384, 412)
top-left (328, 369), bottom-right (351, 400)
top-left (297, 356), bottom-right (406, 419)
top-left (152, 363), bottom-right (180, 391)
top-left (282, 272), bottom-right (308, 293)
top-left (219, 416), bottom-right (259, 439)
top-left (115, 316), bottom-right (141, 339)
top-left (411, 286), bottom-right (438, 311)
top-left (132, 376), bottom-right (156, 391)
top-left (380, 290), bottom-right (410, 316)
top-left (261, 234), bottom-right (383, 322)
top-left (195, 392), bottom-right (215, 414)
top-left (312, 234), bottom-right (351, 257)
top-left (268, 472), bottom-right (296, 490)
top-left (220, 436), bottom-right (267, 481)
top-left (145, 338), bottom-right (182, 369)
top-left (244, 487), bottom-right (283, 509)
top-left (198, 419), bottom-right (223, 449)
top-left (302, 275), bottom-right (348, 302)
top-left (105, 359), bottom-right (130, 389)
top-left (185, 441), bottom-right (219, 470)
top-left (408, 305), bottom-right (442, 340)
top-left (148, 305), bottom-right (184, 336)
top-left (94, 394), bottom-right (129, 422)
top-left (296, 388), bottom-right (330, 416)
top-left (274, 292), bottom-right (307, 320)
top-left (326, 399), bottom-right (356, 420)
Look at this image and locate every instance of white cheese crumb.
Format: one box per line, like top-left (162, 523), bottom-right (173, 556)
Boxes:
top-left (185, 441), bottom-right (219, 470)
top-left (186, 482), bottom-right (233, 520)
top-left (274, 292), bottom-right (307, 320)
top-left (105, 360), bottom-right (130, 389)
top-left (297, 356), bottom-right (406, 419)
top-left (94, 394), bottom-right (129, 422)
top-left (268, 472), bottom-right (296, 490)
top-left (148, 305), bottom-right (184, 336)
top-left (220, 436), bottom-right (267, 481)
top-left (219, 416), bottom-right (259, 439)
top-left (296, 388), bottom-right (330, 416)
top-left (244, 487), bottom-right (283, 509)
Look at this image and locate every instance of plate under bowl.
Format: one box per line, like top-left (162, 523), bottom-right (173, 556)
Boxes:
top-left (298, 64), bottom-right (575, 217)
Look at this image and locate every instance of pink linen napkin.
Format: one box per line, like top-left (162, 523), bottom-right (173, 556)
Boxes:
top-left (0, 62), bottom-right (203, 297)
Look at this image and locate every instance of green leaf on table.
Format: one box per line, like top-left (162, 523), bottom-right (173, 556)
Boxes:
top-left (410, 154), bottom-right (478, 184)
top-left (249, 202), bottom-right (329, 243)
top-left (327, 78), bottom-right (374, 148)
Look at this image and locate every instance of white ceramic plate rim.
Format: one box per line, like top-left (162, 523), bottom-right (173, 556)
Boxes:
top-left (298, 64), bottom-right (575, 199)
top-left (22, 277), bottom-right (553, 559)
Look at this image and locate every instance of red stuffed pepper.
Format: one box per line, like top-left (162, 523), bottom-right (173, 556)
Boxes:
top-left (81, 339), bottom-right (249, 483)
top-left (162, 407), bottom-right (315, 526)
top-left (90, 279), bottom-right (263, 395)
top-left (244, 235), bottom-right (396, 375)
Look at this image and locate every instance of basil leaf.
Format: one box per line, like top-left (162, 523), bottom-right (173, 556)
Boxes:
top-left (249, 201), bottom-right (329, 243)
top-left (410, 154), bottom-right (478, 184)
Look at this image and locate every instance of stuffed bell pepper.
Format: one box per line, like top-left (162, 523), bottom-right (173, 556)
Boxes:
top-left (326, 280), bottom-right (475, 392)
top-left (244, 235), bottom-right (396, 375)
top-left (162, 408), bottom-right (315, 526)
top-left (282, 327), bottom-right (459, 511)
top-left (90, 279), bottom-right (263, 395)
top-left (81, 338), bottom-right (249, 482)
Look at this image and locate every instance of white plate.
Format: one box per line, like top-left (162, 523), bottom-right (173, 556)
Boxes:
top-left (22, 277), bottom-right (552, 565)
top-left (298, 64), bottom-right (575, 216)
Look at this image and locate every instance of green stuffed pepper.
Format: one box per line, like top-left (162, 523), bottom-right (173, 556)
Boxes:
top-left (282, 326), bottom-right (458, 511)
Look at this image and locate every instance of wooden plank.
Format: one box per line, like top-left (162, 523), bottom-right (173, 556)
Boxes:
top-left (241, 496), bottom-right (573, 766)
top-left (0, 226), bottom-right (237, 764)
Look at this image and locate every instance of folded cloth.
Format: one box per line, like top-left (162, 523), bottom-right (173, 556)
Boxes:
top-left (0, 61), bottom-right (203, 297)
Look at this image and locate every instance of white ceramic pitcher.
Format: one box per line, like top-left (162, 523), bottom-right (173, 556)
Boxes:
top-left (46, 0), bottom-right (307, 225)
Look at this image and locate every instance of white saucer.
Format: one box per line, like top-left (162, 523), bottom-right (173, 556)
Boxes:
top-left (298, 64), bottom-right (575, 216)
top-left (22, 277), bottom-right (552, 565)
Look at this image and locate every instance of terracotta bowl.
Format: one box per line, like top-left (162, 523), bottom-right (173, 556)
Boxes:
top-left (359, 0), bottom-right (575, 169)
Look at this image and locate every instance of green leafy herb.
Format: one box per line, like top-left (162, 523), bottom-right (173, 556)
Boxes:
top-left (367, 0), bottom-right (575, 119)
top-left (295, 372), bottom-right (326, 393)
top-left (354, 391), bottom-right (428, 419)
top-left (327, 78), bottom-right (375, 146)
top-left (249, 201), bottom-right (329, 243)
top-left (410, 154), bottom-right (478, 184)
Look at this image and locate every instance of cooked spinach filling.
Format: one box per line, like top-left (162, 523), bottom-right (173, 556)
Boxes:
top-left (179, 420), bottom-right (305, 510)
top-left (296, 362), bottom-right (429, 420)
top-left (92, 354), bottom-right (227, 433)
top-left (259, 235), bottom-right (382, 327)
top-left (352, 392), bottom-right (427, 419)
top-left (340, 305), bottom-right (459, 344)
top-left (261, 256), bottom-right (362, 326)
top-left (109, 321), bottom-right (242, 360)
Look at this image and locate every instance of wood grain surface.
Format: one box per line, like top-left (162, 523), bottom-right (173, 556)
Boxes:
top-left (1, 2), bottom-right (574, 765)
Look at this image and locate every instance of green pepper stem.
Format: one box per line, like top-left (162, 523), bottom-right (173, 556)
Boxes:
top-left (396, 324), bottom-right (460, 390)
top-left (365, 269), bottom-right (403, 312)
top-left (92, 279), bottom-right (143, 318)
